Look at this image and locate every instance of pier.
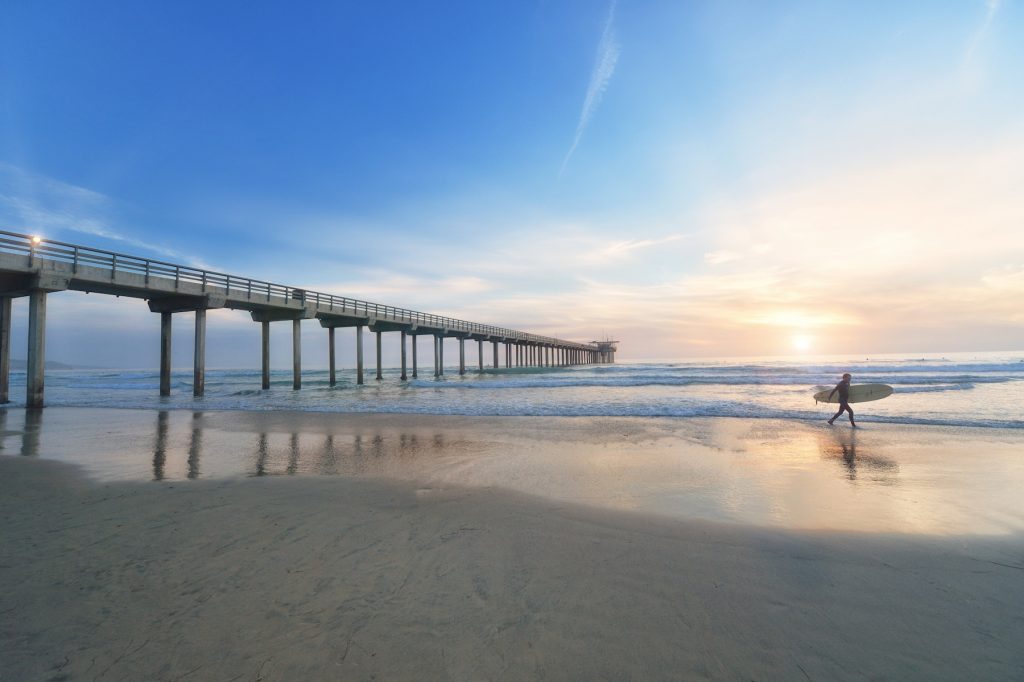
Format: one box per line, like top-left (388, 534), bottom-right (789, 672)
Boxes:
top-left (0, 230), bottom-right (616, 407)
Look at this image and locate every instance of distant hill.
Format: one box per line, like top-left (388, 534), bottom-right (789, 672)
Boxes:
top-left (10, 359), bottom-right (89, 370)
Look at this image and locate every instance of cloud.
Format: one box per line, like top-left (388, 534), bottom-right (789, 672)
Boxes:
top-left (582, 234), bottom-right (685, 263)
top-left (0, 163), bottom-right (210, 267)
top-left (560, 0), bottom-right (620, 175)
top-left (964, 0), bottom-right (1001, 65)
top-left (704, 250), bottom-right (742, 266)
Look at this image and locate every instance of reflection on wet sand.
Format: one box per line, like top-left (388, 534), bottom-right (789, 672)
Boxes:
top-left (21, 409), bottom-right (42, 457)
top-left (153, 411), bottom-right (169, 480)
top-left (188, 412), bottom-right (202, 479)
top-left (817, 428), bottom-right (899, 483)
top-left (4, 408), bottom-right (1024, 535)
top-left (236, 428), bottom-right (450, 478)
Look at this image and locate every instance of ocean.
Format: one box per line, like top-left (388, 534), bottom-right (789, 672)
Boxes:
top-left (5, 351), bottom-right (1023, 429)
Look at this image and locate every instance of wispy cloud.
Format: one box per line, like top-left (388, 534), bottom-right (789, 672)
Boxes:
top-left (964, 0), bottom-right (1001, 65)
top-left (560, 0), bottom-right (620, 175)
top-left (583, 234), bottom-right (684, 263)
top-left (0, 163), bottom-right (210, 267)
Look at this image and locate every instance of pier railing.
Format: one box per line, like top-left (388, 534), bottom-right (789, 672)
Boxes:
top-left (0, 229), bottom-right (590, 349)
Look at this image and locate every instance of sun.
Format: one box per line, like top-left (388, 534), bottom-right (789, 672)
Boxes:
top-left (792, 334), bottom-right (813, 352)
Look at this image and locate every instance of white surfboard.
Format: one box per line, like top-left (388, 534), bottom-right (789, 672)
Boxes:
top-left (814, 383), bottom-right (893, 404)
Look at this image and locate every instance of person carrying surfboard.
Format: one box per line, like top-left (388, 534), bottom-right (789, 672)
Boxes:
top-left (827, 373), bottom-right (856, 427)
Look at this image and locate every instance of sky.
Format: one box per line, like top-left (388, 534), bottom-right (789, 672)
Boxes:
top-left (1, 0), bottom-right (1022, 368)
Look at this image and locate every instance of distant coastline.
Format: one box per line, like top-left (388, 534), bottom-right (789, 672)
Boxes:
top-left (9, 359), bottom-right (89, 371)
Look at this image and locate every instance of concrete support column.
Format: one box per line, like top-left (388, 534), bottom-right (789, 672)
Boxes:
top-left (400, 331), bottom-right (408, 381)
top-left (375, 331), bottom-right (383, 381)
top-left (477, 339), bottom-right (483, 372)
top-left (292, 319), bottom-right (302, 390)
top-left (0, 297), bottom-right (10, 404)
top-left (439, 337), bottom-right (445, 375)
top-left (433, 336), bottom-right (440, 377)
top-left (459, 338), bottom-right (466, 375)
top-left (505, 343), bottom-right (510, 368)
top-left (193, 308), bottom-right (206, 398)
top-left (26, 290), bottom-right (47, 408)
top-left (328, 326), bottom-right (336, 386)
top-left (160, 311), bottom-right (172, 396)
top-left (260, 321), bottom-right (270, 390)
top-left (492, 341), bottom-right (498, 369)
top-left (412, 335), bottom-right (418, 378)
top-left (356, 325), bottom-right (364, 385)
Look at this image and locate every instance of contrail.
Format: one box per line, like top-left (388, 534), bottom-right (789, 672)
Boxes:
top-left (965, 0), bottom-right (1001, 64)
top-left (560, 0), bottom-right (620, 176)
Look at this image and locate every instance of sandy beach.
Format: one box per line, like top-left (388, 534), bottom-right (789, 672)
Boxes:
top-left (2, 409), bottom-right (1023, 680)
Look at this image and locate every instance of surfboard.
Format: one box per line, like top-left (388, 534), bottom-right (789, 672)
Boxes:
top-left (814, 383), bottom-right (893, 404)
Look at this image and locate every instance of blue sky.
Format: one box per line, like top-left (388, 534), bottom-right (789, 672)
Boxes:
top-left (1, 0), bottom-right (1022, 367)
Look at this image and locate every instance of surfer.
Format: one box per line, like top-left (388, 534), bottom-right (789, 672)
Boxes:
top-left (827, 373), bottom-right (856, 427)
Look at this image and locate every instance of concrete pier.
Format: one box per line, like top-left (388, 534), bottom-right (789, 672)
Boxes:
top-left (375, 330), bottom-right (383, 381)
top-left (292, 319), bottom-right (301, 390)
top-left (160, 312), bottom-right (173, 396)
top-left (328, 326), bottom-right (336, 386)
top-left (412, 334), bottom-right (418, 378)
top-left (261, 321), bottom-right (270, 389)
top-left (400, 331), bottom-right (408, 381)
top-left (0, 230), bottom-right (613, 405)
top-left (193, 309), bottom-right (206, 398)
top-left (26, 290), bottom-right (46, 408)
top-left (356, 325), bottom-right (364, 385)
top-left (0, 296), bottom-right (10, 404)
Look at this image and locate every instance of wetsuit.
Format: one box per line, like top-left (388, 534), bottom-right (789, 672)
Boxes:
top-left (828, 380), bottom-right (854, 424)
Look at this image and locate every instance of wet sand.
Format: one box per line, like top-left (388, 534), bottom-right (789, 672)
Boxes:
top-left (1, 409), bottom-right (1023, 680)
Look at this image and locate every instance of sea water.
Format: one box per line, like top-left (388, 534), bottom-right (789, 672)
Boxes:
top-left (4, 350), bottom-right (1022, 429)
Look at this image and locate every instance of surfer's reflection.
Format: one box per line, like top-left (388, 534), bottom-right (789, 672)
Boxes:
top-left (818, 429), bottom-right (899, 483)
